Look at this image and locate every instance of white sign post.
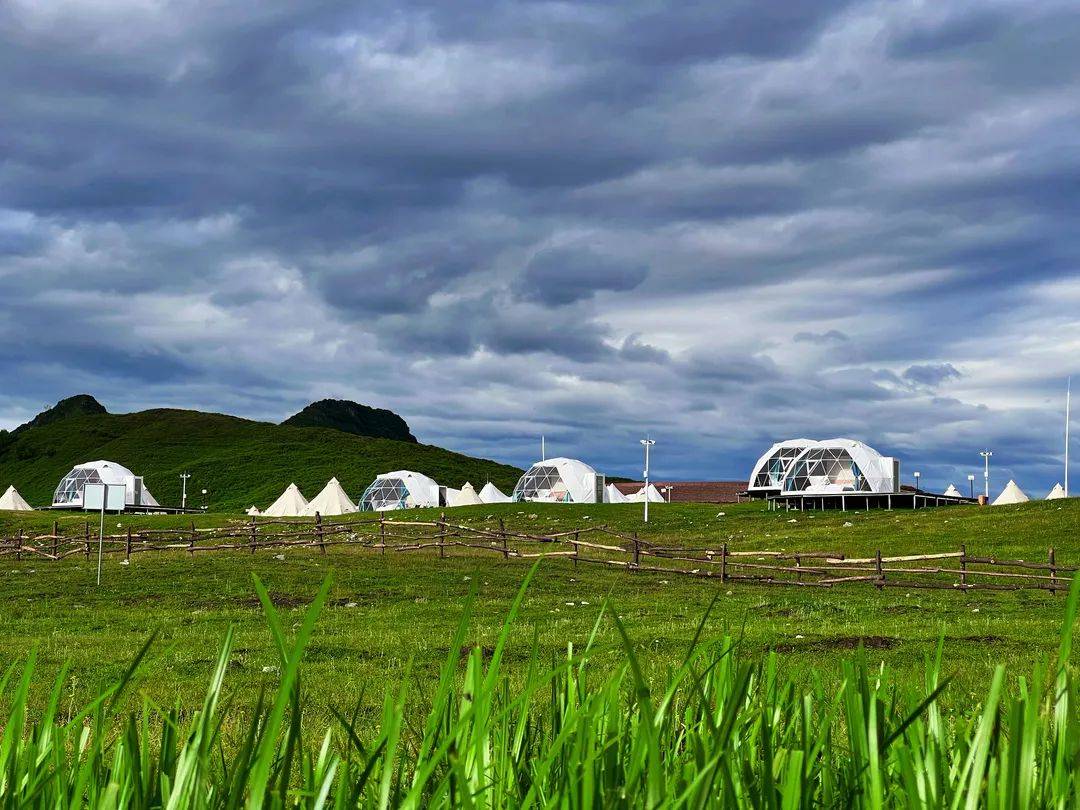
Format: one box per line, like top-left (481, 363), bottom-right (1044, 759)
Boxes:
top-left (84, 483), bottom-right (125, 585)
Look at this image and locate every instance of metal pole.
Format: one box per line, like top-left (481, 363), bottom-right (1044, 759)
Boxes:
top-left (1066, 377), bottom-right (1071, 497)
top-left (96, 484), bottom-right (107, 586)
top-left (180, 472), bottom-right (190, 509)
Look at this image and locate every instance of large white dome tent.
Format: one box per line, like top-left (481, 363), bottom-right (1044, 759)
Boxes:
top-left (512, 457), bottom-right (603, 504)
top-left (747, 439), bottom-right (818, 497)
top-left (780, 439), bottom-right (898, 495)
top-left (52, 460), bottom-right (159, 509)
top-left (360, 471), bottom-right (441, 511)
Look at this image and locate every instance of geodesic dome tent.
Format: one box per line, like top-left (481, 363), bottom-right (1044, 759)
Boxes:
top-left (360, 471), bottom-right (440, 511)
top-left (747, 439), bottom-right (817, 496)
top-left (52, 460), bottom-right (159, 509)
top-left (512, 458), bottom-right (603, 504)
top-left (780, 439), bottom-right (898, 495)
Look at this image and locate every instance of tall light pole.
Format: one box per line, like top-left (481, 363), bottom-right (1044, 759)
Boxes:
top-left (913, 471), bottom-right (921, 492)
top-left (180, 472), bottom-right (191, 509)
top-left (640, 438), bottom-right (655, 523)
top-left (1066, 377), bottom-right (1071, 497)
top-left (980, 451), bottom-right (992, 498)
top-left (967, 474), bottom-right (975, 499)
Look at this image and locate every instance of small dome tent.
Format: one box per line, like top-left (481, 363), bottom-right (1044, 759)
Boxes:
top-left (992, 480), bottom-right (1029, 506)
top-left (302, 478), bottom-right (358, 516)
top-left (360, 471), bottom-right (440, 511)
top-left (52, 460), bottom-right (158, 509)
top-left (0, 486), bottom-right (33, 511)
top-left (1046, 483), bottom-right (1066, 500)
top-left (780, 439), bottom-right (898, 495)
top-left (262, 483), bottom-right (309, 517)
top-left (512, 457), bottom-right (603, 504)
top-left (479, 482), bottom-right (511, 503)
top-left (747, 439), bottom-right (818, 496)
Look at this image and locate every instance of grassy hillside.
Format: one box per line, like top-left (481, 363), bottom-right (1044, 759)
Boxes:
top-left (0, 408), bottom-right (522, 510)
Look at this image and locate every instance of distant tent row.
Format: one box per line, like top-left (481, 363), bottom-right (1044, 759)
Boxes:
top-left (988, 480), bottom-right (1068, 505)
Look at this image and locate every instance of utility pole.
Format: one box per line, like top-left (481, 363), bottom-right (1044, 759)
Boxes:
top-left (980, 450), bottom-right (992, 499)
top-left (1066, 377), bottom-right (1071, 497)
top-left (180, 472), bottom-right (191, 509)
top-left (640, 438), bottom-right (655, 523)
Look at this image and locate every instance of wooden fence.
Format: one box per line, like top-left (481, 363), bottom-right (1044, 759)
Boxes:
top-left (1, 515), bottom-right (1072, 594)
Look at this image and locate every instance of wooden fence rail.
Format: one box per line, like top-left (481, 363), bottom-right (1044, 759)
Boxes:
top-left (0, 515), bottom-right (1069, 594)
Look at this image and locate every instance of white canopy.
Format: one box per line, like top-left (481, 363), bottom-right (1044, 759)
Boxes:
top-left (479, 482), bottom-right (511, 503)
top-left (450, 482), bottom-right (484, 507)
top-left (512, 457), bottom-right (600, 503)
top-left (52, 460), bottom-right (158, 508)
top-left (1046, 483), bottom-right (1066, 500)
top-left (0, 486), bottom-right (33, 511)
top-left (626, 483), bottom-right (665, 503)
top-left (992, 480), bottom-right (1029, 506)
top-left (246, 506), bottom-right (261, 516)
top-left (943, 484), bottom-right (962, 497)
top-left (604, 483), bottom-right (629, 503)
top-left (780, 439), bottom-right (898, 495)
top-left (303, 477), bottom-right (358, 516)
top-left (262, 483), bottom-right (309, 517)
top-left (360, 470), bottom-right (441, 511)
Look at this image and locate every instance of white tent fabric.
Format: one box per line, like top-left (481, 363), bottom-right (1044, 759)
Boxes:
top-left (360, 470), bottom-right (441, 511)
top-left (246, 506), bottom-right (262, 516)
top-left (604, 483), bottom-right (629, 503)
top-left (625, 484), bottom-right (665, 503)
top-left (512, 457), bottom-right (600, 503)
top-left (747, 439), bottom-right (818, 494)
top-left (52, 460), bottom-right (158, 508)
top-left (992, 480), bottom-right (1029, 506)
top-left (0, 486), bottom-right (33, 511)
top-left (943, 484), bottom-right (963, 497)
top-left (303, 478), bottom-right (358, 516)
top-left (479, 482), bottom-right (511, 503)
top-left (450, 482), bottom-right (484, 507)
top-left (1046, 483), bottom-right (1067, 500)
top-left (262, 483), bottom-right (309, 517)
top-left (780, 439), bottom-right (898, 495)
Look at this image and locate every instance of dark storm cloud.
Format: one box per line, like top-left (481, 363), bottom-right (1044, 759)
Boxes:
top-left (2, 0), bottom-right (1079, 492)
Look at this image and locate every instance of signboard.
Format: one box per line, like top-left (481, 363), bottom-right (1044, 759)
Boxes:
top-left (83, 482), bottom-right (126, 512)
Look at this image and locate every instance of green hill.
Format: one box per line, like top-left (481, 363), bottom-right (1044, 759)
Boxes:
top-left (0, 407), bottom-right (522, 511)
top-left (282, 399), bottom-right (417, 442)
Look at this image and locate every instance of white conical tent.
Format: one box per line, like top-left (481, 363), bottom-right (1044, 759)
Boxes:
top-left (943, 484), bottom-right (962, 497)
top-left (992, 480), bottom-right (1029, 506)
top-left (0, 486), bottom-right (33, 511)
top-left (479, 482), bottom-right (511, 503)
top-left (1046, 483), bottom-right (1066, 500)
top-left (303, 478), bottom-right (358, 516)
top-left (626, 483), bottom-right (665, 503)
top-left (246, 506), bottom-right (261, 516)
top-left (604, 483), bottom-right (629, 503)
top-left (262, 483), bottom-right (309, 517)
top-left (450, 482), bottom-right (484, 507)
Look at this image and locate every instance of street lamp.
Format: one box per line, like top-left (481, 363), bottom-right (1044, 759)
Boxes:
top-left (967, 474), bottom-right (975, 499)
top-left (180, 472), bottom-right (191, 509)
top-left (201, 488), bottom-right (208, 511)
top-left (980, 450), bottom-right (993, 498)
top-left (663, 485), bottom-right (673, 503)
top-left (913, 471), bottom-right (921, 492)
top-left (640, 438), bottom-right (655, 524)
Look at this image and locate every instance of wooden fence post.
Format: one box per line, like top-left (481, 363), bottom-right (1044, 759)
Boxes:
top-left (721, 542), bottom-right (728, 584)
top-left (794, 553), bottom-right (801, 583)
top-left (316, 512), bottom-right (326, 554)
top-left (85, 521), bottom-right (90, 560)
top-left (1049, 547), bottom-right (1057, 596)
top-left (632, 532), bottom-right (640, 567)
top-left (573, 531), bottom-right (580, 569)
top-left (959, 544), bottom-right (967, 588)
top-left (16, 529), bottom-right (22, 561)
top-left (189, 521), bottom-right (196, 556)
top-left (52, 520), bottom-right (60, 560)
top-left (439, 512), bottom-right (446, 559)
top-left (500, 518), bottom-right (508, 559)
top-left (380, 515), bottom-right (386, 554)
top-left (875, 549), bottom-right (884, 590)
top-left (249, 516), bottom-right (257, 554)
top-left (126, 527), bottom-right (132, 561)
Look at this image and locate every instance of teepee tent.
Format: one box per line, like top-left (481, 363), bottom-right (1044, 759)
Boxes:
top-left (303, 478), bottom-right (357, 516)
top-left (0, 486), bottom-right (32, 511)
top-left (604, 483), bottom-right (629, 503)
top-left (246, 506), bottom-right (261, 516)
top-left (943, 484), bottom-right (962, 498)
top-left (450, 482), bottom-right (484, 507)
top-left (479, 482), bottom-right (511, 504)
top-left (262, 483), bottom-right (308, 517)
top-left (992, 480), bottom-right (1029, 506)
top-left (1046, 483), bottom-right (1066, 500)
top-left (625, 484), bottom-right (665, 503)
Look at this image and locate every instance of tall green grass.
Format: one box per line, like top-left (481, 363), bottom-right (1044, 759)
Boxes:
top-left (2, 566), bottom-right (1079, 807)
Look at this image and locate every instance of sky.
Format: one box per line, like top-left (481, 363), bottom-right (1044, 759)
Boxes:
top-left (2, 0), bottom-right (1079, 494)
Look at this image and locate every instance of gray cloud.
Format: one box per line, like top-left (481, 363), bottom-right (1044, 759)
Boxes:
top-left (517, 247), bottom-right (649, 306)
top-left (903, 363), bottom-right (963, 388)
top-left (793, 330), bottom-right (849, 345)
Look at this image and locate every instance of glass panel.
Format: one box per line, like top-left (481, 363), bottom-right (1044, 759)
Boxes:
top-left (360, 478), bottom-right (411, 511)
top-left (52, 468), bottom-right (102, 506)
top-left (512, 465), bottom-right (573, 502)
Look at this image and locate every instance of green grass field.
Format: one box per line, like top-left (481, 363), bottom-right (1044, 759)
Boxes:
top-left (2, 497), bottom-right (1077, 721)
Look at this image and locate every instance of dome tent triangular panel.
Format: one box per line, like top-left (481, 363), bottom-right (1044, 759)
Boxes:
top-left (0, 486), bottom-right (33, 511)
top-left (360, 470), bottom-right (440, 511)
top-left (512, 457), bottom-right (601, 504)
top-left (780, 439), bottom-right (898, 495)
top-left (302, 478), bottom-right (358, 516)
top-left (992, 480), bottom-right (1029, 506)
top-left (478, 482), bottom-right (511, 503)
top-left (1046, 483), bottom-right (1066, 500)
top-left (52, 460), bottom-right (157, 509)
top-left (262, 483), bottom-right (309, 517)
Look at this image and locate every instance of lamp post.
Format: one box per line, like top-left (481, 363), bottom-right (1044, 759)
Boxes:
top-left (663, 485), bottom-right (673, 503)
top-left (980, 450), bottom-right (992, 498)
top-left (201, 488), bottom-right (208, 511)
top-left (180, 472), bottom-right (191, 509)
top-left (967, 474), bottom-right (975, 499)
top-left (913, 471), bottom-right (921, 492)
top-left (640, 438), bottom-right (655, 523)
